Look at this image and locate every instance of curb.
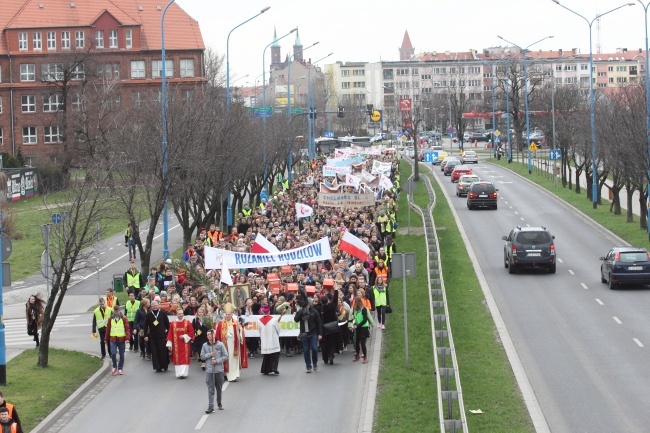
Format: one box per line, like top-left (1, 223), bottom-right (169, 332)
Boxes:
top-left (359, 322), bottom-right (382, 433)
top-left (31, 355), bottom-right (110, 433)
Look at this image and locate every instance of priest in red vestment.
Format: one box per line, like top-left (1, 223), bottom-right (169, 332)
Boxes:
top-left (215, 302), bottom-right (248, 381)
top-left (166, 309), bottom-right (195, 378)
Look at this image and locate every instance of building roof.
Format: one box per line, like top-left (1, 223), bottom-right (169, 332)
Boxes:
top-left (400, 30), bottom-right (412, 50)
top-left (0, 0), bottom-right (204, 54)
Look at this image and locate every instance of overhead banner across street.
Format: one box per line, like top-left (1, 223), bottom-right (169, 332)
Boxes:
top-left (204, 237), bottom-right (332, 269)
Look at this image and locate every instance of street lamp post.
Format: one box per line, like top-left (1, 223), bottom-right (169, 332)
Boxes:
top-left (306, 53), bottom-right (333, 159)
top-left (482, 61), bottom-right (498, 157)
top-left (226, 6), bottom-right (270, 109)
top-left (498, 34), bottom-right (554, 174)
top-left (160, 0), bottom-right (176, 260)
top-left (638, 0), bottom-right (650, 238)
top-left (552, 0), bottom-right (634, 208)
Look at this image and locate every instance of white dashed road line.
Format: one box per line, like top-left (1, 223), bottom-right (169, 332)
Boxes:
top-left (581, 283), bottom-right (588, 290)
top-left (633, 338), bottom-right (644, 348)
top-left (568, 270), bottom-right (575, 275)
top-left (613, 317), bottom-right (622, 324)
top-left (595, 299), bottom-right (604, 306)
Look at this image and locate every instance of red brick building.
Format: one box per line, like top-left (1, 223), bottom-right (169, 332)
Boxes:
top-left (0, 0), bottom-right (206, 165)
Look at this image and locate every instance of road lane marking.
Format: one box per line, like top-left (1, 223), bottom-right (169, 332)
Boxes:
top-left (195, 415), bottom-right (209, 430)
top-left (595, 299), bottom-right (604, 305)
top-left (613, 317), bottom-right (622, 324)
top-left (514, 211), bottom-right (519, 215)
top-left (633, 338), bottom-right (644, 347)
top-left (568, 270), bottom-right (575, 275)
top-left (581, 283), bottom-right (588, 289)
top-left (558, 258), bottom-right (563, 263)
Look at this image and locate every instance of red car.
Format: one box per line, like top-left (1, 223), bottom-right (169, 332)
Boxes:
top-left (451, 166), bottom-right (473, 183)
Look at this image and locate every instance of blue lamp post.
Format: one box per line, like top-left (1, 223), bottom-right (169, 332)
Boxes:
top-left (482, 60), bottom-right (498, 157)
top-left (498, 35), bottom-right (554, 174)
top-left (306, 53), bottom-right (333, 159)
top-left (226, 6), bottom-right (270, 109)
top-left (637, 0), bottom-right (650, 238)
top-left (552, 0), bottom-right (634, 208)
top-left (160, 0), bottom-right (176, 260)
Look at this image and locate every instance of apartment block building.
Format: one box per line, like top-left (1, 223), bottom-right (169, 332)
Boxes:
top-left (0, 0), bottom-right (205, 165)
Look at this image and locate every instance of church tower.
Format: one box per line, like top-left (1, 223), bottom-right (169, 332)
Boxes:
top-left (293, 29), bottom-right (303, 62)
top-left (399, 30), bottom-right (415, 61)
top-left (270, 27), bottom-right (282, 70)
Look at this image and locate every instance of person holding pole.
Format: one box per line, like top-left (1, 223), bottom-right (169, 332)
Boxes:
top-left (200, 329), bottom-right (228, 413)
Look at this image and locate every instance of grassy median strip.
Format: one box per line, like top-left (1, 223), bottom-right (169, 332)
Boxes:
top-left (5, 348), bottom-right (101, 431)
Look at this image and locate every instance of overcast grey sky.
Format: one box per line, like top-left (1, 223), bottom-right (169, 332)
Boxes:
top-left (176, 0), bottom-right (648, 85)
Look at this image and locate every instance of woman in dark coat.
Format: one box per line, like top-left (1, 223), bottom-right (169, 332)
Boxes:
top-left (320, 290), bottom-right (339, 365)
top-left (192, 305), bottom-right (209, 369)
top-left (26, 294), bottom-right (45, 347)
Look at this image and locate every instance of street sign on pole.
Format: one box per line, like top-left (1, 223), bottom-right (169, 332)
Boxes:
top-left (391, 252), bottom-right (417, 370)
top-left (51, 213), bottom-right (62, 224)
top-left (0, 234), bottom-right (11, 262)
top-left (549, 149), bottom-right (562, 160)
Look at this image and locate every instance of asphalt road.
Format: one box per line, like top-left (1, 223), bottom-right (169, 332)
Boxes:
top-left (429, 160), bottom-right (650, 433)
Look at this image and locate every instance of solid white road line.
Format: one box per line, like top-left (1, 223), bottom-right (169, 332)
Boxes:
top-left (613, 317), bottom-right (622, 324)
top-left (194, 415), bottom-right (209, 430)
top-left (633, 338), bottom-right (644, 348)
top-left (581, 283), bottom-right (588, 289)
top-left (595, 299), bottom-right (604, 306)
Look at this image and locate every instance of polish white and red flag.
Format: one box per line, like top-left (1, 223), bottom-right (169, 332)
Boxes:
top-left (339, 231), bottom-right (370, 262)
top-left (295, 202), bottom-right (314, 219)
top-left (251, 233), bottom-right (280, 254)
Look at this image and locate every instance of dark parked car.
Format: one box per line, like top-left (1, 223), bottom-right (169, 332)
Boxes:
top-left (469, 132), bottom-right (490, 142)
top-left (502, 226), bottom-right (556, 274)
top-left (467, 181), bottom-right (498, 210)
top-left (444, 160), bottom-right (460, 176)
top-left (600, 247), bottom-right (650, 289)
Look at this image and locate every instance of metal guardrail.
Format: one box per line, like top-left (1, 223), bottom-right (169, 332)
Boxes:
top-left (403, 159), bottom-right (468, 432)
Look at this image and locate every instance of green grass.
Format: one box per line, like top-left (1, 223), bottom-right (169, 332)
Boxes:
top-left (374, 161), bottom-right (438, 433)
top-left (488, 158), bottom-right (650, 246)
top-left (375, 160), bottom-right (532, 432)
top-left (5, 348), bottom-right (101, 431)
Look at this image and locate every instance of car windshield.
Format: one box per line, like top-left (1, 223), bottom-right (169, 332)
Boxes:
top-left (619, 252), bottom-right (649, 262)
top-left (460, 176), bottom-right (479, 183)
top-left (471, 183), bottom-right (495, 194)
top-left (515, 231), bottom-right (551, 244)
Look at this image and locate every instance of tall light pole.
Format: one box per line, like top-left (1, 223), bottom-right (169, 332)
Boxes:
top-left (307, 53), bottom-right (333, 159)
top-left (226, 6), bottom-right (270, 109)
top-left (482, 60), bottom-right (498, 157)
top-left (638, 0), bottom-right (650, 238)
top-left (160, 0), bottom-right (176, 260)
top-left (498, 34), bottom-right (554, 174)
top-left (552, 0), bottom-right (634, 208)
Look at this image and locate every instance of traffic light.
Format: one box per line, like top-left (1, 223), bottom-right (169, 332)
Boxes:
top-left (366, 104), bottom-right (374, 115)
top-left (309, 108), bottom-right (316, 119)
top-left (337, 106), bottom-right (344, 118)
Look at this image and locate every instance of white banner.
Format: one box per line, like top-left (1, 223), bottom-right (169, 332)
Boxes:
top-left (345, 173), bottom-right (361, 189)
top-left (241, 315), bottom-right (302, 337)
top-left (371, 160), bottom-right (392, 175)
top-left (204, 237), bottom-right (332, 270)
top-left (323, 165), bottom-right (352, 177)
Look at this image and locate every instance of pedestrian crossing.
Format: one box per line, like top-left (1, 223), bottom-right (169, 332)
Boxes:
top-left (2, 315), bottom-right (80, 347)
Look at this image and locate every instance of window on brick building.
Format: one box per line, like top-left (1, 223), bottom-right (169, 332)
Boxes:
top-left (95, 30), bottom-right (104, 48)
top-left (20, 64), bottom-right (35, 81)
top-left (180, 59), bottom-right (194, 77)
top-left (62, 31), bottom-right (70, 49)
top-left (97, 63), bottom-right (120, 80)
top-left (19, 32), bottom-right (28, 50)
top-left (42, 63), bottom-right (64, 81)
top-left (72, 93), bottom-right (85, 111)
top-left (47, 32), bottom-right (56, 50)
top-left (22, 126), bottom-right (37, 144)
top-left (33, 32), bottom-right (42, 50)
top-left (0, 96), bottom-right (2, 113)
top-left (22, 95), bottom-right (36, 113)
top-left (109, 30), bottom-right (118, 48)
top-left (131, 61), bottom-right (145, 79)
top-left (125, 30), bottom-right (133, 49)
top-left (72, 63), bottom-right (85, 80)
top-left (44, 126), bottom-right (61, 143)
top-left (0, 127), bottom-right (3, 145)
top-left (132, 91), bottom-right (145, 108)
top-left (152, 60), bottom-right (173, 78)
top-left (43, 94), bottom-right (63, 112)
top-left (75, 30), bottom-right (85, 49)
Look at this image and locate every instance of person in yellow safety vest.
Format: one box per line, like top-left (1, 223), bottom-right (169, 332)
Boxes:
top-left (105, 288), bottom-right (120, 309)
top-left (123, 261), bottom-right (145, 296)
top-left (0, 391), bottom-right (22, 433)
top-left (92, 298), bottom-right (112, 360)
top-left (124, 223), bottom-right (138, 261)
top-left (259, 198), bottom-right (267, 213)
top-left (105, 305), bottom-right (130, 375)
top-left (242, 204), bottom-right (252, 217)
top-left (282, 179), bottom-right (289, 191)
top-left (373, 276), bottom-right (389, 329)
top-left (376, 211), bottom-right (389, 240)
top-left (125, 292), bottom-right (141, 352)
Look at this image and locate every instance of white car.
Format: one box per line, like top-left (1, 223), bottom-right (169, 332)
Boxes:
top-left (461, 150), bottom-right (478, 164)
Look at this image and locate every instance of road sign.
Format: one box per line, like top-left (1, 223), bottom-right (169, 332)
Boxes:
top-left (401, 135), bottom-right (408, 142)
top-left (324, 132), bottom-right (334, 138)
top-left (423, 151), bottom-right (438, 163)
top-left (403, 179), bottom-right (419, 194)
top-left (0, 234), bottom-right (11, 261)
top-left (399, 98), bottom-right (412, 112)
top-left (370, 109), bottom-right (382, 122)
top-left (41, 250), bottom-right (54, 280)
top-left (52, 213), bottom-right (62, 224)
top-left (529, 142), bottom-right (538, 151)
top-left (549, 149), bottom-right (562, 160)
top-left (292, 108), bottom-right (302, 114)
top-left (494, 130), bottom-right (501, 137)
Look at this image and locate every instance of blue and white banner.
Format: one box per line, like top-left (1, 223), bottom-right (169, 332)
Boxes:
top-left (204, 237), bottom-right (332, 270)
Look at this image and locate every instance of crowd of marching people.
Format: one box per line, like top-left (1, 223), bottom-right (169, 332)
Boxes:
top-left (91, 147), bottom-right (401, 413)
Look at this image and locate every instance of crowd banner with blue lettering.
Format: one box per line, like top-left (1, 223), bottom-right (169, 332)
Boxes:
top-left (204, 237), bottom-right (332, 270)
top-left (317, 192), bottom-right (375, 208)
top-left (322, 165), bottom-right (352, 177)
